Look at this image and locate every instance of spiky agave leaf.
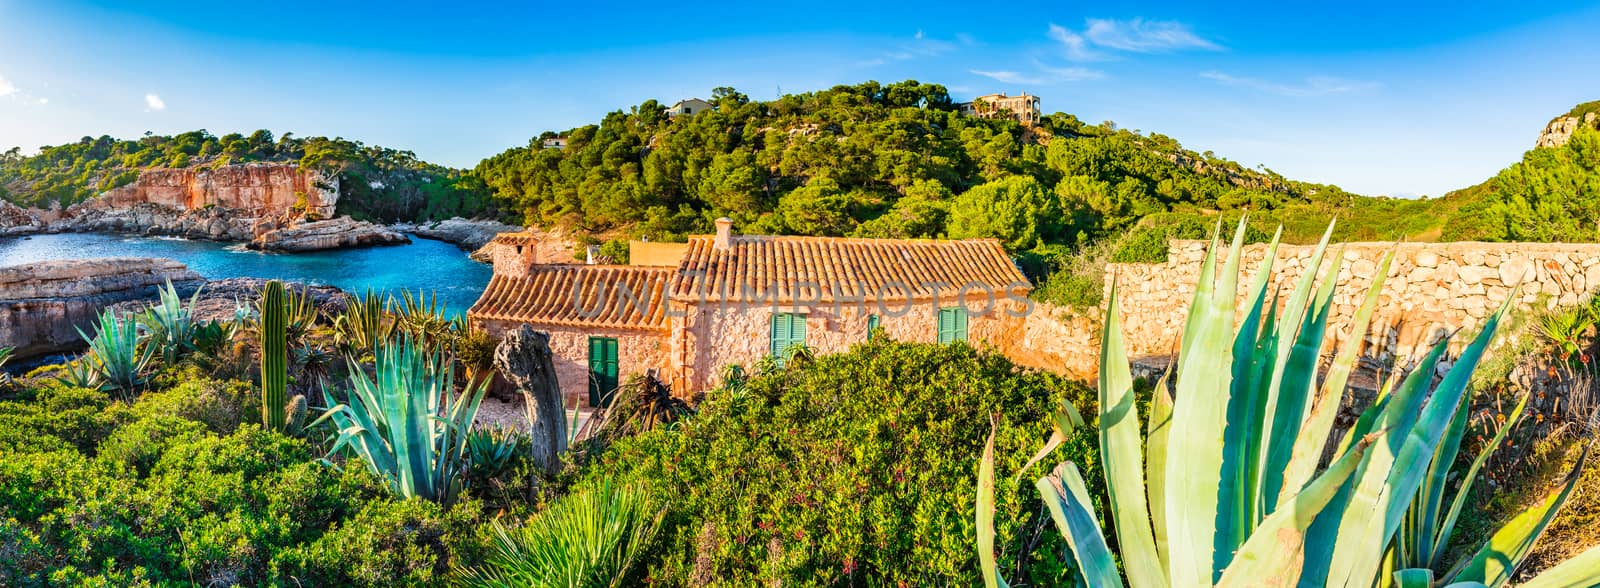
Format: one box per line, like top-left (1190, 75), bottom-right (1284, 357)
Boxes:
top-left (1037, 462), bottom-right (1125, 588)
top-left (1099, 282), bottom-right (1167, 588)
top-left (1449, 446), bottom-right (1592, 587)
top-left (309, 335), bottom-right (487, 505)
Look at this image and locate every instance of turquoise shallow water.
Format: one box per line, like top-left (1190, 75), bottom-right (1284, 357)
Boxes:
top-left (0, 233), bottom-right (491, 318)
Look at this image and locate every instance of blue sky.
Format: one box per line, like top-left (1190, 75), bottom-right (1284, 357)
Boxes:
top-left (2, 1), bottom-right (1598, 197)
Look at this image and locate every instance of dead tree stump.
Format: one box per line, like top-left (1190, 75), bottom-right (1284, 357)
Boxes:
top-left (493, 325), bottom-right (569, 474)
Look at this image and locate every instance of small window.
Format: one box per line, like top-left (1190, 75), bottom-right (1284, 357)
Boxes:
top-left (937, 307), bottom-right (968, 344)
top-left (770, 313), bottom-right (807, 366)
top-left (867, 314), bottom-right (880, 340)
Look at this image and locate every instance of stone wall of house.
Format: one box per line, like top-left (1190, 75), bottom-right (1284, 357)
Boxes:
top-left (477, 319), bottom-right (670, 408)
top-left (1100, 240), bottom-right (1600, 373)
top-left (669, 294), bottom-right (1027, 393)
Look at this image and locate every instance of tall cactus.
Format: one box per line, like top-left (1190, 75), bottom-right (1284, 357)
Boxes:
top-left (260, 280), bottom-right (289, 431)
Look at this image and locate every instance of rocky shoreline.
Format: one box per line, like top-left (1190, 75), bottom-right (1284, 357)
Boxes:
top-left (0, 257), bottom-right (350, 362)
top-left (0, 162), bottom-right (406, 253)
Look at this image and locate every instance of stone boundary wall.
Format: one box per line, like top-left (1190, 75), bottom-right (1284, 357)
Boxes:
top-left (1102, 240), bottom-right (1600, 371)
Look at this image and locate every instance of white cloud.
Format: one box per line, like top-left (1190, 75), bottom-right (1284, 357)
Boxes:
top-left (972, 64), bottom-right (1104, 86)
top-left (145, 93), bottom-right (166, 111)
top-left (971, 70), bottom-right (1044, 85)
top-left (1048, 23), bottom-right (1101, 61)
top-left (1049, 18), bottom-right (1219, 61)
top-left (1084, 18), bottom-right (1220, 53)
top-left (858, 32), bottom-right (960, 68)
top-left (1037, 63), bottom-right (1106, 82)
top-left (37, 97), bottom-right (48, 105)
top-left (0, 76), bottom-right (15, 97)
top-left (1200, 71), bottom-right (1379, 97)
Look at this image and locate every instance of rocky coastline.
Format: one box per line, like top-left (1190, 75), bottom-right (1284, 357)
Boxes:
top-left (0, 163), bottom-right (405, 253)
top-left (391, 217), bottom-right (526, 262)
top-left (0, 257), bottom-right (349, 362)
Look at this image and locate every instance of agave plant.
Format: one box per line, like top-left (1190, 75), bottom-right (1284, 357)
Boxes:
top-left (395, 289), bottom-right (455, 345)
top-left (334, 289), bottom-right (395, 357)
top-left (77, 308), bottom-right (154, 398)
top-left (467, 425), bottom-right (529, 480)
top-left (54, 357), bottom-right (105, 391)
top-left (978, 219), bottom-right (1600, 587)
top-left (462, 481), bottom-right (664, 588)
top-left (137, 279), bottom-right (203, 365)
top-left (311, 335), bottom-right (487, 505)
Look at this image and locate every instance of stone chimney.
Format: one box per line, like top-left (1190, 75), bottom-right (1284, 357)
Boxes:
top-left (714, 217), bottom-right (734, 251)
top-left (586, 245), bottom-right (601, 265)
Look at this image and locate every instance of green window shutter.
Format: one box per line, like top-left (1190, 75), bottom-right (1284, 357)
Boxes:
top-left (588, 337), bottom-right (619, 407)
top-left (937, 307), bottom-right (969, 344)
top-left (771, 313), bottom-right (807, 366)
top-left (867, 314), bottom-right (880, 340)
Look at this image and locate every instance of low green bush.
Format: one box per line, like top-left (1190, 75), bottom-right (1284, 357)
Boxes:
top-left (575, 339), bottom-right (1101, 586)
top-left (0, 382), bottom-right (491, 586)
top-left (0, 383), bottom-right (132, 454)
top-left (272, 497), bottom-right (489, 586)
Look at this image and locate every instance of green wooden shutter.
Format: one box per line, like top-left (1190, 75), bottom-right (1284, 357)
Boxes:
top-left (867, 314), bottom-right (880, 340)
top-left (937, 307), bottom-right (969, 344)
top-left (588, 337), bottom-right (619, 407)
top-left (770, 313), bottom-right (807, 366)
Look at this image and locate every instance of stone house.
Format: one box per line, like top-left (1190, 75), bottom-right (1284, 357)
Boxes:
top-left (957, 92), bottom-right (1042, 126)
top-left (666, 98), bottom-right (714, 117)
top-left (468, 219), bottom-right (1033, 406)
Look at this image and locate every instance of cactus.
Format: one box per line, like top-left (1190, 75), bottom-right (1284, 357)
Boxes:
top-left (260, 280), bottom-right (289, 431)
top-left (286, 394), bottom-right (308, 432)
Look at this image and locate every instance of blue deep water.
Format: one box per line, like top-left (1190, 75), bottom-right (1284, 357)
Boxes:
top-left (0, 233), bottom-right (492, 318)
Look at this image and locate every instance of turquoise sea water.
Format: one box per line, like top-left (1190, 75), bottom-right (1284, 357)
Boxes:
top-left (0, 233), bottom-right (492, 317)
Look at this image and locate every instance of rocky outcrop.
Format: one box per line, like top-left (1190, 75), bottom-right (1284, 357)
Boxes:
top-left (106, 278), bottom-right (347, 324)
top-left (0, 163), bottom-right (398, 253)
top-left (392, 217), bottom-right (524, 252)
top-left (48, 202), bottom-right (259, 240)
top-left (248, 216), bottom-right (409, 252)
top-left (0, 258), bottom-right (203, 359)
top-left (1536, 112), bottom-right (1600, 148)
top-left (94, 163), bottom-right (338, 218)
top-left (0, 200), bottom-right (44, 236)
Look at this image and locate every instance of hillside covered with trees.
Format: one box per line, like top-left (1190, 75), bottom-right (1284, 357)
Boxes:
top-left (0, 130), bottom-right (499, 222)
top-left (475, 80), bottom-right (1389, 249)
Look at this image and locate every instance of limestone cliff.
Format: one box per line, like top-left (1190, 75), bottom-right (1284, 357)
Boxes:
top-left (91, 163), bottom-right (338, 218)
top-left (1536, 110), bottom-right (1600, 148)
top-left (0, 258), bottom-right (204, 358)
top-left (0, 163), bottom-right (406, 252)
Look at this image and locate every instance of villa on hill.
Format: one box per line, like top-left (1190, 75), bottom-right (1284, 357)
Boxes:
top-left (468, 218), bottom-right (1034, 407)
top-left (666, 98), bottom-right (714, 117)
top-left (956, 92), bottom-right (1042, 125)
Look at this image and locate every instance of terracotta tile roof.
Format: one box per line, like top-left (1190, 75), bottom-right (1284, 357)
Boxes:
top-left (669, 236), bottom-right (1030, 303)
top-left (490, 232), bottom-right (540, 247)
top-left (468, 265), bottom-right (672, 331)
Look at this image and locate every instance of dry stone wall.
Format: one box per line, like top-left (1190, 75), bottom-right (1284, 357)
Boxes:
top-left (1104, 240), bottom-right (1600, 371)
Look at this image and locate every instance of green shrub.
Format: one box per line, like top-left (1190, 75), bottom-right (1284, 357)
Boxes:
top-left (578, 339), bottom-right (1099, 586)
top-left (0, 383), bottom-right (131, 454)
top-left (129, 375), bottom-right (259, 435)
top-left (272, 498), bottom-right (488, 586)
top-left (96, 416), bottom-right (206, 476)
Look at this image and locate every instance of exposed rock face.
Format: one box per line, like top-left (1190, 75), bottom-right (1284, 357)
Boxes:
top-left (492, 325), bottom-right (568, 475)
top-left (49, 202), bottom-right (259, 240)
top-left (391, 217), bottom-right (524, 252)
top-left (1536, 112), bottom-right (1600, 148)
top-left (0, 200), bottom-right (44, 236)
top-left (248, 216), bottom-right (409, 252)
top-left (95, 163), bottom-right (338, 218)
top-left (0, 163), bottom-right (400, 253)
top-left (0, 258), bottom-right (203, 358)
